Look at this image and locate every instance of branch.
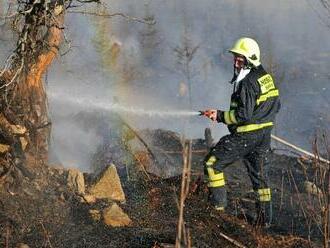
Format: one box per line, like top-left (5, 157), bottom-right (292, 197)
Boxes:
top-left (67, 10), bottom-right (156, 25)
top-left (218, 231), bottom-right (247, 248)
top-left (271, 134), bottom-right (330, 164)
top-left (0, 58), bottom-right (24, 91)
top-left (0, 0), bottom-right (41, 20)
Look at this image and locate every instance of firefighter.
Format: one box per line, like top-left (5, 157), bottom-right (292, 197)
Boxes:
top-left (201, 37), bottom-right (280, 226)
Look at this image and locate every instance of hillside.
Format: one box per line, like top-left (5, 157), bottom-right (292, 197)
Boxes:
top-left (0, 129), bottom-right (322, 248)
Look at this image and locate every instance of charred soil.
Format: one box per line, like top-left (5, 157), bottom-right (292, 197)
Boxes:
top-left (0, 131), bottom-right (322, 247)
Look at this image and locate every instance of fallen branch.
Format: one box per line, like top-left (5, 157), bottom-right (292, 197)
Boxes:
top-left (68, 10), bottom-right (156, 25)
top-left (271, 134), bottom-right (330, 164)
top-left (218, 231), bottom-right (247, 248)
top-left (120, 118), bottom-right (158, 163)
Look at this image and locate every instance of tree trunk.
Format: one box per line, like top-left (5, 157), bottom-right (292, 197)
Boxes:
top-left (0, 2), bottom-right (65, 166)
top-left (16, 14), bottom-right (64, 161)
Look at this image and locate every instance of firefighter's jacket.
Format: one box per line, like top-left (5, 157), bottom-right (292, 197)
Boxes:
top-left (218, 65), bottom-right (281, 133)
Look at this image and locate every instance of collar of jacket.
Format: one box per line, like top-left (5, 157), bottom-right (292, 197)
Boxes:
top-left (236, 68), bottom-right (251, 83)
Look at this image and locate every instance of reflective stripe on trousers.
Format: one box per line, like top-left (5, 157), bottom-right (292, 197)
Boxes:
top-left (257, 188), bottom-right (271, 202)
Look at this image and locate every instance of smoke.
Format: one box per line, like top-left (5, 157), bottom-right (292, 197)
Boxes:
top-left (43, 0), bottom-right (330, 170)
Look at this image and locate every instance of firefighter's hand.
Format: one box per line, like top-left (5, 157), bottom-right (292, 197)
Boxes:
top-left (203, 109), bottom-right (218, 121)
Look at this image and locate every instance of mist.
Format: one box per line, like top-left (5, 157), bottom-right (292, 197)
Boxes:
top-left (1, 0), bottom-right (328, 171)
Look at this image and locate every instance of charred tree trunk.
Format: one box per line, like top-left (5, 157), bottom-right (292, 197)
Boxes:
top-left (0, 1), bottom-right (65, 169)
top-left (15, 9), bottom-right (64, 161)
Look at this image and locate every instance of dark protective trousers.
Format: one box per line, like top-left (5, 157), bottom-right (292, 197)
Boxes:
top-left (204, 127), bottom-right (272, 225)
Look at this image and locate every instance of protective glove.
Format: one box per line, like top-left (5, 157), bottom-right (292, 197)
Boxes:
top-left (202, 109), bottom-right (216, 121)
top-left (203, 109), bottom-right (223, 122)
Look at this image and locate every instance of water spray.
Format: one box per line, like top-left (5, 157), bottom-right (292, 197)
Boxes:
top-left (49, 92), bottom-right (201, 118)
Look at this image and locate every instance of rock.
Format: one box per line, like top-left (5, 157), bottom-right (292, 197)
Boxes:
top-left (82, 194), bottom-right (97, 204)
top-left (102, 203), bottom-right (132, 227)
top-left (89, 164), bottom-right (125, 202)
top-left (10, 124), bottom-right (27, 135)
top-left (20, 137), bottom-right (28, 151)
top-left (89, 209), bottom-right (101, 221)
top-left (15, 243), bottom-right (30, 248)
top-left (0, 144), bottom-right (10, 153)
top-left (67, 168), bottom-right (85, 195)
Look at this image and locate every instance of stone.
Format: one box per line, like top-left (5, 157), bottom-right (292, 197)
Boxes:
top-left (89, 164), bottom-right (125, 202)
top-left (89, 209), bottom-right (101, 221)
top-left (103, 203), bottom-right (132, 227)
top-left (0, 144), bottom-right (10, 153)
top-left (10, 125), bottom-right (27, 135)
top-left (20, 137), bottom-right (28, 151)
top-left (82, 194), bottom-right (97, 204)
top-left (16, 243), bottom-right (30, 248)
top-left (67, 168), bottom-right (85, 195)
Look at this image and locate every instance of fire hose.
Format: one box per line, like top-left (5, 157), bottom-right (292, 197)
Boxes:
top-left (198, 111), bottom-right (330, 164)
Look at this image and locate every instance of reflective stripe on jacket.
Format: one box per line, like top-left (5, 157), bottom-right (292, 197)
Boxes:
top-left (221, 65), bottom-right (281, 133)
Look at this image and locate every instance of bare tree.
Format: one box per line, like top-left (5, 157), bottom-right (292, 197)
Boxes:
top-left (0, 0), bottom-right (72, 169)
top-left (0, 1), bottom-right (153, 181)
top-left (174, 31), bottom-right (199, 110)
top-left (308, 0), bottom-right (330, 27)
top-left (139, 1), bottom-right (162, 66)
top-left (320, 0), bottom-right (330, 14)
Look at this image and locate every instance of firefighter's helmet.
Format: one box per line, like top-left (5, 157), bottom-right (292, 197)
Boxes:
top-left (229, 37), bottom-right (261, 67)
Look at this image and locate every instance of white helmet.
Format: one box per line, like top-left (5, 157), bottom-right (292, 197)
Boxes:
top-left (229, 37), bottom-right (261, 67)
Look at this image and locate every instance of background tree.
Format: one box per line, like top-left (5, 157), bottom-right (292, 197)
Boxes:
top-left (0, 0), bottom-right (152, 178)
top-left (0, 0), bottom-right (71, 173)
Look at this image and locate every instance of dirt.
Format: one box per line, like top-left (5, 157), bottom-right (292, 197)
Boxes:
top-left (0, 131), bottom-right (324, 248)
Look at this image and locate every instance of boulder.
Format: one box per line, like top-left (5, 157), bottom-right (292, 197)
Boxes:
top-left (89, 164), bottom-right (125, 202)
top-left (67, 168), bottom-right (85, 195)
top-left (102, 203), bottom-right (132, 227)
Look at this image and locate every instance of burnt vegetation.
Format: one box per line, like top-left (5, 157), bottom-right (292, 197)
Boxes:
top-left (0, 1), bottom-right (329, 248)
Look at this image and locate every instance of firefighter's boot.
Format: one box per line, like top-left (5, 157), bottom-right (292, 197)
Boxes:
top-left (209, 185), bottom-right (227, 211)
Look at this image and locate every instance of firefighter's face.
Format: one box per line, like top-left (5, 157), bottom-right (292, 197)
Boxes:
top-left (233, 55), bottom-right (246, 70)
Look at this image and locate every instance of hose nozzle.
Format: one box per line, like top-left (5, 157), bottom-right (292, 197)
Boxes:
top-left (198, 111), bottom-right (205, 116)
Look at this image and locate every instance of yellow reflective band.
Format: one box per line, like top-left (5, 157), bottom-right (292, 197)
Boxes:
top-left (229, 110), bottom-right (238, 124)
top-left (257, 89), bottom-right (279, 105)
top-left (207, 168), bottom-right (224, 181)
top-left (206, 155), bottom-right (217, 166)
top-left (207, 170), bottom-right (225, 187)
top-left (215, 206), bottom-right (225, 211)
top-left (208, 179), bottom-right (225, 187)
top-left (257, 74), bottom-right (275, 94)
top-left (258, 188), bottom-right (271, 202)
top-left (224, 111), bottom-right (233, 125)
top-left (237, 122), bottom-right (273, 133)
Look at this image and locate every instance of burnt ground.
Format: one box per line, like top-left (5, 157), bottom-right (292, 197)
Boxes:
top-left (0, 149), bottom-right (324, 248)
